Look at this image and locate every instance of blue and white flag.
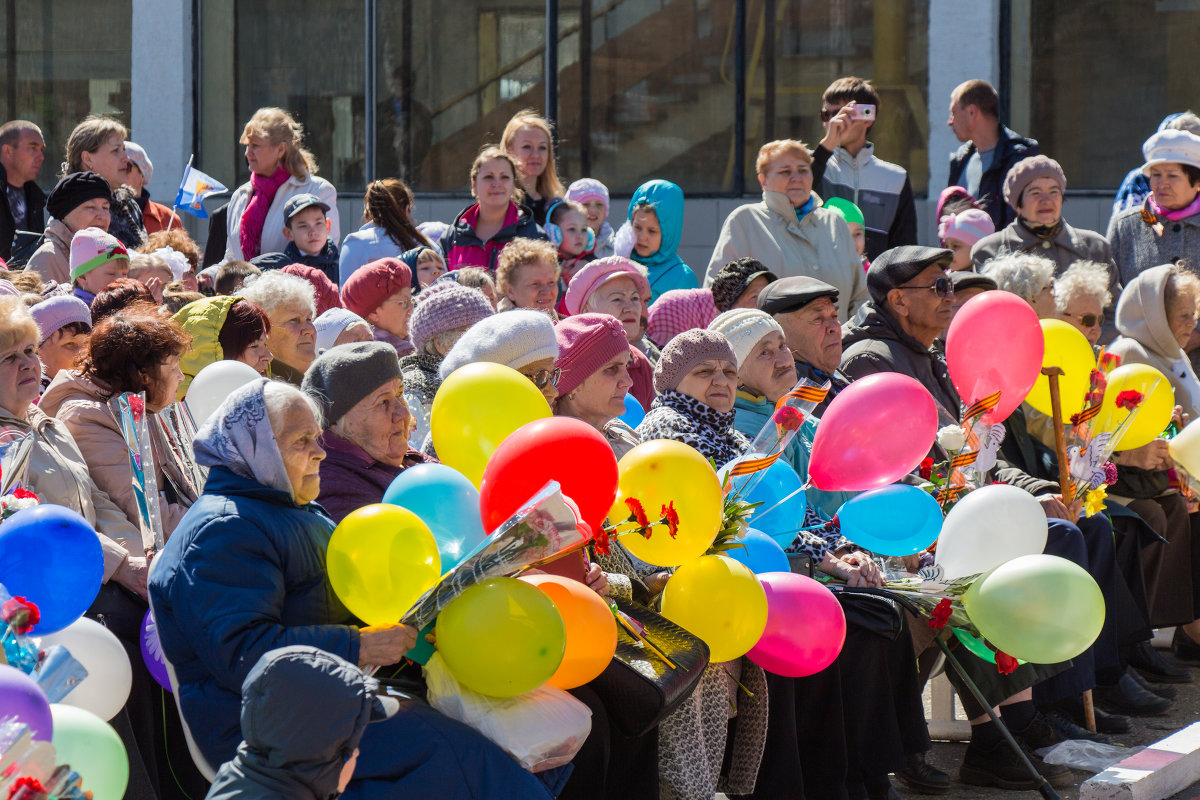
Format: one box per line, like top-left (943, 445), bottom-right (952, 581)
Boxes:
top-left (173, 160), bottom-right (227, 219)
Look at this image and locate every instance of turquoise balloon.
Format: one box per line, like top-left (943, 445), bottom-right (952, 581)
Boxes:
top-left (619, 393), bottom-right (645, 428)
top-left (725, 528), bottom-right (790, 574)
top-left (383, 463), bottom-right (487, 569)
top-left (837, 485), bottom-right (943, 556)
top-left (719, 457), bottom-right (807, 548)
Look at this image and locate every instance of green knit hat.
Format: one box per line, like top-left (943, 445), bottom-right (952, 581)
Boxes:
top-left (823, 197), bottom-right (865, 227)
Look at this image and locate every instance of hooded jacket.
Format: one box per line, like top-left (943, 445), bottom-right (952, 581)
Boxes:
top-left (204, 646), bottom-right (377, 800)
top-left (438, 202), bottom-right (544, 271)
top-left (1108, 264), bottom-right (1200, 419)
top-left (0, 162), bottom-right (45, 260)
top-left (704, 190), bottom-right (869, 322)
top-left (625, 180), bottom-right (698, 303)
top-left (173, 295), bottom-right (240, 397)
top-left (25, 217), bottom-right (72, 285)
top-left (947, 124), bottom-right (1040, 230)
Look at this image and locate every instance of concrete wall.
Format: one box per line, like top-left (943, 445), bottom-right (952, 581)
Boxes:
top-left (130, 0), bottom-right (192, 203)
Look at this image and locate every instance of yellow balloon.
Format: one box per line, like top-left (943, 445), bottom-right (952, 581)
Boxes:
top-left (1025, 319), bottom-right (1095, 420)
top-left (1093, 364), bottom-right (1174, 450)
top-left (430, 362), bottom-right (551, 486)
top-left (326, 504), bottom-right (441, 626)
top-left (660, 555), bottom-right (768, 662)
top-left (1170, 420), bottom-right (1200, 476)
top-left (607, 439), bottom-right (723, 567)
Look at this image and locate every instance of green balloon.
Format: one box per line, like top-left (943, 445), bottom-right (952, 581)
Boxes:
top-left (50, 704), bottom-right (129, 800)
top-left (962, 554), bottom-right (1105, 664)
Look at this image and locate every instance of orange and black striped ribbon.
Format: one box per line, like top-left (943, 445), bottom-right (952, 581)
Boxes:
top-left (774, 383), bottom-right (830, 410)
top-left (728, 451), bottom-right (783, 477)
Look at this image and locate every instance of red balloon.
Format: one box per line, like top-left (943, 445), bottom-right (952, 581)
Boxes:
top-left (945, 290), bottom-right (1044, 422)
top-left (808, 373), bottom-right (937, 491)
top-left (479, 417), bottom-right (619, 532)
top-left (747, 572), bottom-right (846, 677)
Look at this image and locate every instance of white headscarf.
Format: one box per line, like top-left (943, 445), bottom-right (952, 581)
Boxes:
top-left (193, 377), bottom-right (292, 496)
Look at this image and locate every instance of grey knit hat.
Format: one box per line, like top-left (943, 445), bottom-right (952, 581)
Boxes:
top-left (653, 329), bottom-right (737, 394)
top-left (301, 341), bottom-right (402, 427)
top-left (1002, 155), bottom-right (1066, 211)
top-left (438, 309), bottom-right (559, 381)
top-left (407, 283), bottom-right (494, 352)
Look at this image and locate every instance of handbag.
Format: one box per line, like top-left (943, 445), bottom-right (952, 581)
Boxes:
top-left (831, 586), bottom-right (905, 641)
top-left (588, 598), bottom-right (709, 738)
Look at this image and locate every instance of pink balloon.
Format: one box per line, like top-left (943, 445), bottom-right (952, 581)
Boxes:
top-left (808, 373), bottom-right (937, 491)
top-left (945, 291), bottom-right (1044, 422)
top-left (747, 572), bottom-right (846, 677)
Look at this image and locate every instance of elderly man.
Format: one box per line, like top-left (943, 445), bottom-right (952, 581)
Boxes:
top-left (301, 341), bottom-right (428, 523)
top-left (756, 275), bottom-right (849, 416)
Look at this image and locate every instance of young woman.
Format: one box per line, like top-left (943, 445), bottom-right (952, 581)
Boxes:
top-left (439, 146), bottom-right (544, 270)
top-left (63, 116), bottom-right (145, 248)
top-left (338, 178), bottom-right (431, 285)
top-left (501, 110), bottom-right (564, 225)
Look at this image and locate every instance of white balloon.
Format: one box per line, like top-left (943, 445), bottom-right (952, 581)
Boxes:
top-left (1169, 420), bottom-right (1200, 478)
top-left (933, 484), bottom-right (1048, 580)
top-left (37, 618), bottom-right (132, 721)
top-left (185, 360), bottom-right (262, 424)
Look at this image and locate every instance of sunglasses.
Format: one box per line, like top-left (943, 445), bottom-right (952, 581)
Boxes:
top-left (1063, 311), bottom-right (1101, 328)
top-left (899, 277), bottom-right (954, 298)
top-left (526, 367), bottom-right (561, 390)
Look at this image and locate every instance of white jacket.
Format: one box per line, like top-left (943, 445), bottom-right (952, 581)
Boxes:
top-left (223, 172), bottom-right (341, 261)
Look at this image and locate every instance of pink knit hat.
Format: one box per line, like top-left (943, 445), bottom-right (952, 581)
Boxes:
top-left (565, 178), bottom-right (610, 210)
top-left (69, 227), bottom-right (128, 282)
top-left (408, 282), bottom-right (494, 351)
top-left (562, 256), bottom-right (651, 315)
top-left (555, 313), bottom-right (630, 398)
top-left (935, 186), bottom-right (976, 221)
top-left (340, 257), bottom-right (412, 318)
top-left (937, 209), bottom-right (996, 248)
top-left (646, 287), bottom-right (718, 347)
top-left (281, 264), bottom-right (341, 316)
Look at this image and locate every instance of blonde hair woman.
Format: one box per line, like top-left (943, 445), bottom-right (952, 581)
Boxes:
top-left (502, 110), bottom-right (564, 225)
top-left (63, 116), bottom-right (145, 248)
top-left (223, 107), bottom-right (340, 262)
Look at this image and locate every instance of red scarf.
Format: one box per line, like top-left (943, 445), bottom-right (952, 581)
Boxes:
top-left (239, 165), bottom-right (290, 259)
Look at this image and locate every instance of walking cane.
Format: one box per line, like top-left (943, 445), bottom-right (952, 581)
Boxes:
top-left (1042, 366), bottom-right (1098, 734)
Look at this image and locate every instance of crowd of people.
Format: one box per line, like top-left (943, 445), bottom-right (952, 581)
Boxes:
top-left (3, 73), bottom-right (1200, 800)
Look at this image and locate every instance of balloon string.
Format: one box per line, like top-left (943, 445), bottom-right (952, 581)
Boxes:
top-left (751, 481), bottom-right (811, 523)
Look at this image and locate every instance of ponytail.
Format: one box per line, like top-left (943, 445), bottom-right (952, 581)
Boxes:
top-left (363, 179), bottom-right (430, 250)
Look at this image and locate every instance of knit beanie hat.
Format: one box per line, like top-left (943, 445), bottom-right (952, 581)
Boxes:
top-left (408, 282), bottom-right (494, 352)
top-left (340, 258), bottom-right (412, 319)
top-left (707, 309), bottom-right (784, 369)
top-left (301, 341), bottom-right (402, 427)
top-left (936, 185), bottom-right (976, 221)
top-left (1002, 155), bottom-right (1067, 211)
top-left (30, 295), bottom-right (91, 344)
top-left (562, 256), bottom-right (651, 315)
top-left (555, 313), bottom-right (630, 398)
top-left (314, 307), bottom-right (369, 353)
top-left (439, 309), bottom-right (558, 381)
top-left (646, 288), bottom-right (718, 347)
top-left (281, 263), bottom-right (341, 316)
top-left (46, 172), bottom-right (112, 222)
top-left (823, 197), bottom-right (865, 227)
top-left (565, 178), bottom-right (610, 211)
top-left (653, 329), bottom-right (737, 394)
top-left (69, 228), bottom-right (128, 281)
top-left (124, 141), bottom-right (153, 184)
top-left (710, 259), bottom-right (777, 313)
top-left (937, 208), bottom-right (996, 247)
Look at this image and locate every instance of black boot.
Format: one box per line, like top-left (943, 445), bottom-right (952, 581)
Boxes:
top-left (1127, 665), bottom-right (1178, 699)
top-left (1041, 708), bottom-right (1113, 744)
top-left (960, 729), bottom-right (1072, 790)
top-left (1172, 626), bottom-right (1200, 664)
top-left (1129, 640), bottom-right (1192, 683)
top-left (1093, 672), bottom-right (1171, 716)
top-left (894, 752), bottom-right (949, 795)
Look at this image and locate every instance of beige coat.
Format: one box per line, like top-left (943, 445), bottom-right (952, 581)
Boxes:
top-left (25, 219), bottom-right (73, 286)
top-left (223, 172), bottom-right (340, 260)
top-left (0, 404), bottom-right (144, 580)
top-left (704, 190), bottom-right (870, 322)
top-left (40, 371), bottom-right (192, 537)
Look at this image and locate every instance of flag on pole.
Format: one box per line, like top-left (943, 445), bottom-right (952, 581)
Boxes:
top-left (173, 158), bottom-right (227, 219)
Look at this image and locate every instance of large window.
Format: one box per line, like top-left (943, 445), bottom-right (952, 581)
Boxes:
top-left (1021, 0), bottom-right (1200, 191)
top-left (0, 1), bottom-right (131, 181)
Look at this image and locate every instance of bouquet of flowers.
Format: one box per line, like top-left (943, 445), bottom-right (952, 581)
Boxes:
top-left (1063, 352), bottom-right (1144, 514)
top-left (917, 392), bottom-right (1007, 514)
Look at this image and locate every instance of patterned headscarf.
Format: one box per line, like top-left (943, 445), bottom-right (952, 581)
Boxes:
top-left (193, 377), bottom-right (293, 496)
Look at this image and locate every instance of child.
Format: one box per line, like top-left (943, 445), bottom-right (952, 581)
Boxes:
top-left (401, 247), bottom-right (446, 292)
top-left (69, 228), bottom-right (130, 306)
top-left (938, 208), bottom-right (995, 271)
top-left (823, 197), bottom-right (868, 271)
top-left (341, 257), bottom-right (416, 356)
top-left (251, 194), bottom-right (340, 285)
top-left (620, 180), bottom-right (697, 305)
top-left (565, 178), bottom-right (615, 258)
top-left (29, 295), bottom-right (92, 393)
top-left (547, 200), bottom-right (594, 315)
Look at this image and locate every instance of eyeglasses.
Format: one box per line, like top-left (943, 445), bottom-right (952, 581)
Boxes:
top-left (1062, 312), bottom-right (1101, 328)
top-left (525, 367), bottom-right (561, 390)
top-left (898, 277), bottom-right (954, 298)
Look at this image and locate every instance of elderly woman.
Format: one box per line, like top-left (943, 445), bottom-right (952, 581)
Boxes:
top-left (502, 111), bottom-right (564, 225)
top-left (705, 139), bottom-right (868, 321)
top-left (40, 303), bottom-right (195, 535)
top-left (341, 257), bottom-right (415, 356)
top-left (980, 251), bottom-right (1057, 318)
top-left (1109, 130), bottom-right (1200, 287)
top-left (147, 378), bottom-right (557, 798)
top-left (645, 287), bottom-right (718, 349)
top-left (239, 271), bottom-right (318, 384)
top-left (62, 116), bottom-right (144, 248)
top-left (496, 237), bottom-right (560, 315)
top-left (172, 296), bottom-right (274, 393)
top-left (1053, 260), bottom-right (1113, 347)
top-left (26, 171), bottom-right (112, 285)
top-left (710, 258), bottom-right (777, 313)
top-left (400, 282), bottom-right (494, 412)
top-left (224, 107), bottom-right (340, 261)
top-left (439, 309), bottom-right (560, 406)
top-left (439, 147), bottom-right (544, 271)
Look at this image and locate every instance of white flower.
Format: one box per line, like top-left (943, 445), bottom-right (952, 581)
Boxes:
top-left (936, 425), bottom-right (966, 452)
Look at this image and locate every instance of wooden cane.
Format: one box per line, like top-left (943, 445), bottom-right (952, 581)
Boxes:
top-left (1041, 366), bottom-right (1097, 733)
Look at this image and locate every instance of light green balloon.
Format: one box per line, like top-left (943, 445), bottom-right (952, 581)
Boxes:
top-left (962, 554), bottom-right (1105, 664)
top-left (50, 704), bottom-right (129, 800)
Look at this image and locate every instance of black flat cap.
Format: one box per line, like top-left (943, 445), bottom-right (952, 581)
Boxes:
top-left (756, 276), bottom-right (839, 315)
top-left (866, 246), bottom-right (954, 306)
top-left (949, 270), bottom-right (997, 293)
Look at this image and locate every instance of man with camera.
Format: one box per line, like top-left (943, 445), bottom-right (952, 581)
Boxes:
top-left (811, 76), bottom-right (918, 261)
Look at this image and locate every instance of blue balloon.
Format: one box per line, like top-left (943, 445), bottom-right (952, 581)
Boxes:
top-left (719, 457), bottom-right (807, 548)
top-left (0, 505), bottom-right (104, 634)
top-left (837, 484), bottom-right (943, 556)
top-left (618, 393), bottom-right (645, 428)
top-left (725, 528), bottom-right (790, 575)
top-left (383, 464), bottom-right (487, 570)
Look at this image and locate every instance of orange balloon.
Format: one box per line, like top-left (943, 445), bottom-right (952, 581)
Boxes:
top-left (520, 574), bottom-right (618, 690)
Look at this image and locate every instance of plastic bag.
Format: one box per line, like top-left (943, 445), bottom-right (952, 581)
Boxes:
top-left (1037, 740), bottom-right (1140, 772)
top-left (424, 653), bottom-right (591, 773)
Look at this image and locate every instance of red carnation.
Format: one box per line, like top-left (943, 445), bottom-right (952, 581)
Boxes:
top-left (995, 651), bottom-right (1019, 675)
top-left (928, 598), bottom-right (952, 630)
top-left (128, 395), bottom-right (145, 420)
top-left (625, 497), bottom-right (650, 529)
top-left (661, 502), bottom-right (680, 539)
top-left (772, 406), bottom-right (805, 432)
top-left (592, 525), bottom-right (611, 556)
top-left (1114, 390), bottom-right (1143, 411)
top-left (11, 488), bottom-right (36, 501)
top-left (1103, 461), bottom-right (1119, 485)
top-left (1, 596), bottom-right (40, 634)
top-left (919, 457), bottom-right (934, 480)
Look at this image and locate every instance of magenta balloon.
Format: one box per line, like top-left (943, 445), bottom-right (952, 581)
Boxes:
top-left (945, 291), bottom-right (1044, 422)
top-left (747, 572), bottom-right (846, 677)
top-left (0, 664), bottom-right (52, 740)
top-left (808, 373), bottom-right (937, 491)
